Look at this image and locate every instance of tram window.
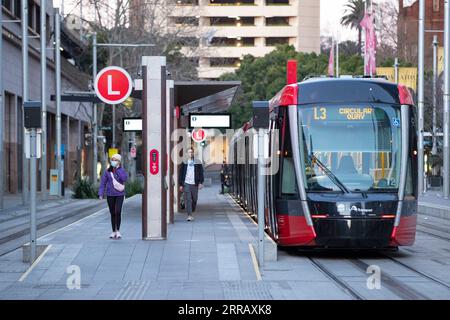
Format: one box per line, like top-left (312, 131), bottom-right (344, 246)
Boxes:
top-left (299, 104), bottom-right (402, 192)
top-left (405, 160), bottom-right (413, 196)
top-left (280, 114), bottom-right (298, 197)
top-left (282, 158), bottom-right (297, 195)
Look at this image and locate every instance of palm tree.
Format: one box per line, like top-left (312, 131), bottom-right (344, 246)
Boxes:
top-left (340, 0), bottom-right (369, 52)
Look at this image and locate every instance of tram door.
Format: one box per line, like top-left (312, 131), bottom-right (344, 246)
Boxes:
top-left (266, 117), bottom-right (279, 236)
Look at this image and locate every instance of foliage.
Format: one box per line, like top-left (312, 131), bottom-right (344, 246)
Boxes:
top-left (220, 45), bottom-right (364, 128)
top-left (72, 177), bottom-right (98, 199)
top-left (378, 58), bottom-right (413, 68)
top-left (125, 179), bottom-right (144, 198)
top-left (340, 0), bottom-right (369, 49)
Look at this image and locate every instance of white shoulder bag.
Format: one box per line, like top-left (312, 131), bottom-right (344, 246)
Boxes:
top-left (110, 172), bottom-right (125, 192)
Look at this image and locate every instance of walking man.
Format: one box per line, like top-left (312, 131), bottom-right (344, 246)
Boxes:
top-left (179, 148), bottom-right (204, 221)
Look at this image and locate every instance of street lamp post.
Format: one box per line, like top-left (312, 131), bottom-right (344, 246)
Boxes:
top-left (0, 3), bottom-right (4, 210)
top-left (22, 0), bottom-right (29, 205)
top-left (55, 10), bottom-right (62, 197)
top-left (433, 35), bottom-right (439, 156)
top-left (40, 0), bottom-right (47, 200)
top-left (418, 0), bottom-right (426, 195)
top-left (92, 32), bottom-right (98, 184)
top-left (444, 0), bottom-right (450, 199)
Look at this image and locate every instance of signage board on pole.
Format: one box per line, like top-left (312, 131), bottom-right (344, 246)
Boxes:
top-left (123, 118), bottom-right (142, 132)
top-left (191, 128), bottom-right (206, 143)
top-left (108, 148), bottom-right (119, 159)
top-left (189, 113), bottom-right (231, 129)
top-left (94, 66), bottom-right (133, 105)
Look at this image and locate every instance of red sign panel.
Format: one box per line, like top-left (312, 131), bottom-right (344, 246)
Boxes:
top-left (149, 149), bottom-right (159, 175)
top-left (94, 66), bottom-right (133, 105)
top-left (130, 147), bottom-right (137, 158)
top-left (191, 128), bottom-right (206, 143)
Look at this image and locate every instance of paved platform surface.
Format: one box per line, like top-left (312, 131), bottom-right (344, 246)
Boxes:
top-left (0, 186), bottom-right (262, 300)
top-left (419, 191), bottom-right (450, 210)
top-left (0, 185), bottom-right (449, 300)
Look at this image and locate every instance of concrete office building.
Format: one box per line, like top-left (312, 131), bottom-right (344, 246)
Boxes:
top-left (131, 0), bottom-right (321, 79)
top-left (1, 0), bottom-right (94, 194)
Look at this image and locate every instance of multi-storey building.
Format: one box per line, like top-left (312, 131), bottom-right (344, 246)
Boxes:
top-left (153, 0), bottom-right (321, 79)
top-left (1, 0), bottom-right (94, 194)
top-left (398, 0), bottom-right (443, 68)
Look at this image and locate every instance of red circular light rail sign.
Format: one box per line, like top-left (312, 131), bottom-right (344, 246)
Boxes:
top-left (149, 149), bottom-right (159, 175)
top-left (94, 66), bottom-right (133, 105)
top-left (191, 129), bottom-right (206, 143)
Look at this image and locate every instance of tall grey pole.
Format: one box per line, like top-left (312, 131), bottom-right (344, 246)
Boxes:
top-left (257, 129), bottom-right (265, 268)
top-left (55, 10), bottom-right (62, 197)
top-left (394, 57), bottom-right (399, 83)
top-left (80, 0), bottom-right (83, 41)
top-left (433, 36), bottom-right (439, 156)
top-left (22, 0), bottom-right (29, 205)
top-left (418, 0), bottom-right (426, 195)
top-left (92, 32), bottom-right (98, 183)
top-left (364, 0), bottom-right (368, 75)
top-left (29, 128), bottom-right (37, 263)
top-left (112, 105), bottom-right (116, 148)
top-left (131, 132), bottom-right (136, 181)
top-left (443, 0), bottom-right (450, 199)
top-left (40, 0), bottom-right (47, 200)
top-left (0, 5), bottom-right (4, 210)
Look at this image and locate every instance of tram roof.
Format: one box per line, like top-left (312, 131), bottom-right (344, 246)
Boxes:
top-left (269, 77), bottom-right (415, 109)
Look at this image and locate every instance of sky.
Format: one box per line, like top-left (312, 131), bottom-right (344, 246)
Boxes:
top-left (321, 0), bottom-right (358, 41)
top-left (53, 0), bottom-right (395, 42)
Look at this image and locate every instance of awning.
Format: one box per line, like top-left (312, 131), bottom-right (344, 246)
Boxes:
top-left (174, 81), bottom-right (241, 113)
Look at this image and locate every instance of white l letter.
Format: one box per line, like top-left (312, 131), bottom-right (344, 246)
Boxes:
top-left (107, 75), bottom-right (120, 95)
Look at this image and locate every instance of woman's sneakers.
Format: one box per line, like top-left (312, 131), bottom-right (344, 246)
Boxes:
top-left (109, 231), bottom-right (122, 239)
top-left (186, 215), bottom-right (194, 221)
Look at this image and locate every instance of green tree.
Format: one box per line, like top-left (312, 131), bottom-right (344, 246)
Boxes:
top-left (340, 0), bottom-right (367, 52)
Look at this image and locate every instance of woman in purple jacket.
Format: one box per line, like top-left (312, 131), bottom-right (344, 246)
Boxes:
top-left (98, 154), bottom-right (128, 239)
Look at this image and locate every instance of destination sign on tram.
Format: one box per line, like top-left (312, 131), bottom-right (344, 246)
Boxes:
top-left (312, 106), bottom-right (374, 121)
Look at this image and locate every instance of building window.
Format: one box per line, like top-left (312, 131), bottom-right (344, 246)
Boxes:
top-left (433, 0), bottom-right (439, 12)
top-left (210, 58), bottom-right (241, 67)
top-left (174, 0), bottom-right (199, 4)
top-left (13, 0), bottom-right (21, 18)
top-left (2, 0), bottom-right (12, 11)
top-left (2, 0), bottom-right (21, 18)
top-left (27, 0), bottom-right (34, 30)
top-left (210, 16), bottom-right (254, 26)
top-left (266, 0), bottom-right (289, 5)
top-left (35, 2), bottom-right (40, 34)
top-left (209, 0), bottom-right (255, 5)
top-left (209, 37), bottom-right (255, 46)
top-left (266, 37), bottom-right (289, 46)
top-left (266, 17), bottom-right (290, 26)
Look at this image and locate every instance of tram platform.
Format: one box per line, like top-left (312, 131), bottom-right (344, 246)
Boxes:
top-left (0, 184), bottom-right (264, 300)
top-left (418, 191), bottom-right (450, 240)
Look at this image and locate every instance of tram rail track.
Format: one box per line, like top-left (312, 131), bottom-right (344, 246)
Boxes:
top-left (379, 253), bottom-right (450, 290)
top-left (0, 203), bottom-right (104, 257)
top-left (307, 256), bottom-right (365, 300)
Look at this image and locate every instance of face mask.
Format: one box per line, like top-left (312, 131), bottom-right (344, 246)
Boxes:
top-left (111, 160), bottom-right (119, 168)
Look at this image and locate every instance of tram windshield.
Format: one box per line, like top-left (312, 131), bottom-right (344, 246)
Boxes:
top-left (298, 104), bottom-right (402, 192)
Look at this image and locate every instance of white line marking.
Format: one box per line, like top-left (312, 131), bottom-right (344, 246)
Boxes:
top-left (18, 244), bottom-right (53, 282)
top-left (248, 243), bottom-right (262, 281)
